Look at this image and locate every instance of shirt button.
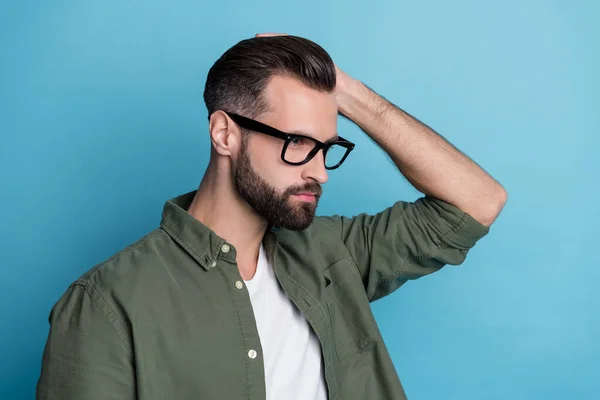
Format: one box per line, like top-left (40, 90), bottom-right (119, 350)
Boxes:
top-left (248, 349), bottom-right (257, 359)
top-left (221, 244), bottom-right (231, 253)
top-left (235, 280), bottom-right (244, 289)
top-left (210, 261), bottom-right (217, 268)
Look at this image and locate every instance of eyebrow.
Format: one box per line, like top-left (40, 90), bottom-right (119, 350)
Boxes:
top-left (289, 130), bottom-right (340, 144)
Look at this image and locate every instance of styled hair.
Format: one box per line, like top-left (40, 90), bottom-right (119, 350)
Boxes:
top-left (203, 35), bottom-right (336, 119)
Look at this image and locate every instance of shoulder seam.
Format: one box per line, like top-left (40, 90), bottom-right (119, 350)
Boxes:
top-left (73, 283), bottom-right (133, 355)
top-left (314, 216), bottom-right (343, 241)
top-left (76, 229), bottom-right (166, 285)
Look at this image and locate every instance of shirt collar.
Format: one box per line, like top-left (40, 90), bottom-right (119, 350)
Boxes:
top-left (159, 190), bottom-right (279, 271)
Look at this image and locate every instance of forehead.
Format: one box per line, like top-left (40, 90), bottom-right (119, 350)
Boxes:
top-left (259, 75), bottom-right (338, 141)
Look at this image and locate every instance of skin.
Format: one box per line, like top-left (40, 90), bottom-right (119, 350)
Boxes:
top-left (189, 33), bottom-right (508, 281)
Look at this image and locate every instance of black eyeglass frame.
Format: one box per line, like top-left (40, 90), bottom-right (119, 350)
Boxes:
top-left (223, 112), bottom-right (355, 170)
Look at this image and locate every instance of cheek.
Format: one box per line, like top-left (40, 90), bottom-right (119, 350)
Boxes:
top-left (250, 140), bottom-right (279, 169)
top-left (248, 140), bottom-right (293, 190)
top-left (260, 165), bottom-right (296, 193)
top-left (249, 136), bottom-right (282, 166)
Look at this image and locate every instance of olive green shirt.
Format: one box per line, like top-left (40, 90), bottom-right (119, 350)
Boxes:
top-left (37, 190), bottom-right (489, 399)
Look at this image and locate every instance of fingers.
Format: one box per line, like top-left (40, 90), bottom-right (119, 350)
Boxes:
top-left (255, 33), bottom-right (289, 37)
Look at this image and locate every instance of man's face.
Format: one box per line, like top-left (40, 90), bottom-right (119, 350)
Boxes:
top-left (233, 75), bottom-right (339, 230)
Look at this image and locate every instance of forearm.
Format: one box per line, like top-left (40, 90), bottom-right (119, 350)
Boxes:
top-left (336, 75), bottom-right (507, 226)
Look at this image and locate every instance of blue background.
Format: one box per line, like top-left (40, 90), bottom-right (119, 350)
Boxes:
top-left (1, 0), bottom-right (599, 398)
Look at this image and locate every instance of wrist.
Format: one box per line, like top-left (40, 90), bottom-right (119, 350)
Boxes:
top-left (336, 77), bottom-right (372, 120)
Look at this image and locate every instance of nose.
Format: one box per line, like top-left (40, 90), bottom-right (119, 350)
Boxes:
top-left (301, 150), bottom-right (329, 184)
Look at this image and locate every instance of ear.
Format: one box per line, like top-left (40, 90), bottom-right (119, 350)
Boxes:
top-left (209, 111), bottom-right (241, 157)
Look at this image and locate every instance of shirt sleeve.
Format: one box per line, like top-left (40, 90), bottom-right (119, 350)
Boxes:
top-left (36, 283), bottom-right (135, 400)
top-left (318, 196), bottom-right (490, 302)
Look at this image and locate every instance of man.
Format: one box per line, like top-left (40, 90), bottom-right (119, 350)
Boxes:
top-left (37, 33), bottom-right (507, 399)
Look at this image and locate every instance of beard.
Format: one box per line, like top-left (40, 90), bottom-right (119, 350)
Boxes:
top-left (234, 141), bottom-right (323, 231)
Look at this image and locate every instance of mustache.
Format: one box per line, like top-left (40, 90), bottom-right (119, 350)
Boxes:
top-left (286, 183), bottom-right (323, 197)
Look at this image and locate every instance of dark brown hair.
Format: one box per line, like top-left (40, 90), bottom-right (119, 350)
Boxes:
top-left (203, 35), bottom-right (336, 119)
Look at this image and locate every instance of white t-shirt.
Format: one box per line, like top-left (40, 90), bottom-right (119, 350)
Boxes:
top-left (243, 244), bottom-right (328, 400)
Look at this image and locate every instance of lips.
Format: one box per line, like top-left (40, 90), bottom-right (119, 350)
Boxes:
top-left (289, 184), bottom-right (322, 201)
top-left (293, 193), bottom-right (318, 202)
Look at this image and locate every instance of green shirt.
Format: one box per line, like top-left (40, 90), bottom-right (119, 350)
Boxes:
top-left (37, 190), bottom-right (489, 400)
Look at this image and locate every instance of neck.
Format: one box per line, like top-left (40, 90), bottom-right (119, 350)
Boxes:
top-left (187, 157), bottom-right (267, 280)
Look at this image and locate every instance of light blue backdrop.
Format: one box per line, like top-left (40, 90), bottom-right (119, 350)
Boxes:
top-left (1, 0), bottom-right (598, 399)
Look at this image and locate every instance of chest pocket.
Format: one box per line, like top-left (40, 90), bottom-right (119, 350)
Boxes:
top-left (323, 256), bottom-right (379, 362)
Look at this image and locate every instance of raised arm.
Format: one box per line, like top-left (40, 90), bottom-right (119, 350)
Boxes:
top-left (318, 66), bottom-right (506, 302)
top-left (334, 67), bottom-right (507, 227)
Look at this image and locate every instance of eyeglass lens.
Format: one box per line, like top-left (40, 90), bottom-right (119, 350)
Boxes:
top-left (284, 137), bottom-right (347, 168)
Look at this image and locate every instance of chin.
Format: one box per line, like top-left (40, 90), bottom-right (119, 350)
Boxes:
top-left (275, 214), bottom-right (316, 231)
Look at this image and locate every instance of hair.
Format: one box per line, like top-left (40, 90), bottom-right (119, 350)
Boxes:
top-left (203, 35), bottom-right (336, 119)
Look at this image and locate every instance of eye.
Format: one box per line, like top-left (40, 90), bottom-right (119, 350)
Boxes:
top-left (289, 137), bottom-right (305, 146)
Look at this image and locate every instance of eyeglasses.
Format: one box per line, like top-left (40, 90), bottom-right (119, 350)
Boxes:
top-left (224, 112), bottom-right (355, 170)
